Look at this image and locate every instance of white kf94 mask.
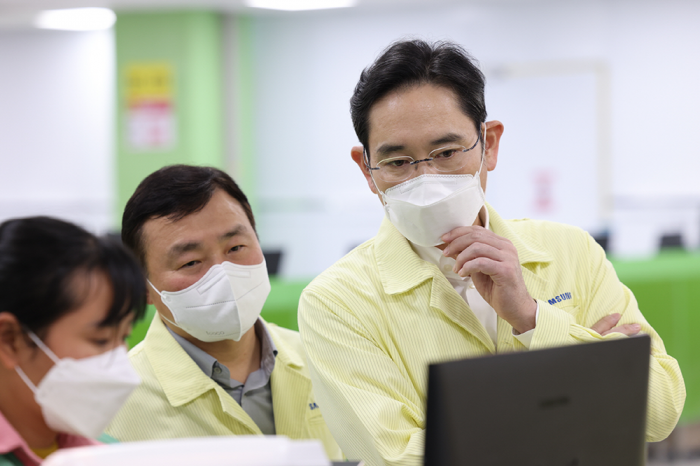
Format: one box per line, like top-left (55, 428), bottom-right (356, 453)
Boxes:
top-left (15, 332), bottom-right (140, 439)
top-left (380, 160), bottom-right (486, 247)
top-left (149, 260), bottom-right (271, 342)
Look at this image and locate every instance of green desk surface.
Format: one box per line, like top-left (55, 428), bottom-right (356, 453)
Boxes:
top-left (609, 250), bottom-right (700, 424)
top-left (126, 252), bottom-right (700, 424)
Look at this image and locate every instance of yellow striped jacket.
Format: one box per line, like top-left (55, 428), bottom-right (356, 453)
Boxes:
top-left (106, 315), bottom-right (342, 461)
top-left (298, 203), bottom-right (685, 466)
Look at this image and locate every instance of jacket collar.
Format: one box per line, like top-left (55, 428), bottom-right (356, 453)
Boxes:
top-left (488, 205), bottom-right (553, 265)
top-left (143, 314), bottom-right (311, 436)
top-left (375, 203), bottom-right (553, 296)
top-left (144, 314), bottom-right (222, 408)
top-left (267, 327), bottom-right (313, 439)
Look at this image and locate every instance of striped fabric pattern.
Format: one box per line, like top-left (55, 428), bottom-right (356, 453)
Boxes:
top-left (106, 315), bottom-right (342, 461)
top-left (298, 203), bottom-right (685, 466)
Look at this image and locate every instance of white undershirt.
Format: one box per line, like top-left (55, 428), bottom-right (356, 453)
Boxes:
top-left (410, 207), bottom-right (537, 349)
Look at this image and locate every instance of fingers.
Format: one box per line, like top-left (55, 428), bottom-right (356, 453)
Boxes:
top-left (442, 226), bottom-right (513, 256)
top-left (452, 242), bottom-right (505, 275)
top-left (442, 225), bottom-right (485, 243)
top-left (590, 313), bottom-right (621, 334)
top-left (457, 256), bottom-right (522, 283)
top-left (442, 225), bottom-right (510, 252)
top-left (590, 314), bottom-right (642, 337)
top-left (602, 323), bottom-right (642, 337)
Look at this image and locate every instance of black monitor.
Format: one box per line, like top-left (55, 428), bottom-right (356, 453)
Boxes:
top-left (424, 336), bottom-right (651, 466)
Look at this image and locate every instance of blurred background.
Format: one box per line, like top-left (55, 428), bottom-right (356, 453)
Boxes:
top-left (1, 0), bottom-right (700, 461)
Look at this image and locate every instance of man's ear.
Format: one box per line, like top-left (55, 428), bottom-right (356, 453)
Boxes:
top-left (351, 145), bottom-right (378, 195)
top-left (0, 312), bottom-right (23, 370)
top-left (483, 120), bottom-right (504, 172)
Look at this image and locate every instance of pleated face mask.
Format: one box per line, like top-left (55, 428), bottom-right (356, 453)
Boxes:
top-left (380, 159), bottom-right (486, 247)
top-left (149, 260), bottom-right (271, 342)
top-left (15, 332), bottom-right (141, 439)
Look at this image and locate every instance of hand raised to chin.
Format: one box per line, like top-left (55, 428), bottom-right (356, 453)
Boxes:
top-left (441, 225), bottom-right (537, 334)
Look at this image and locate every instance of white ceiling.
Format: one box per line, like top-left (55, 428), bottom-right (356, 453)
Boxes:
top-left (0, 0), bottom-right (553, 29)
top-left (0, 0), bottom-right (471, 16)
top-left (0, 0), bottom-right (562, 21)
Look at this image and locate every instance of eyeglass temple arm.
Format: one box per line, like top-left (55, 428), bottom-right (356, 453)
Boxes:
top-left (364, 149), bottom-right (380, 170)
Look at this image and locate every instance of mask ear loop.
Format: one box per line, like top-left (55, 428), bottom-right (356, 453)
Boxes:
top-left (474, 123), bottom-right (487, 180)
top-left (148, 280), bottom-right (183, 329)
top-left (365, 147), bottom-right (390, 207)
top-left (25, 331), bottom-right (61, 365)
top-left (158, 314), bottom-right (180, 328)
top-left (15, 366), bottom-right (39, 393)
top-left (15, 330), bottom-right (61, 393)
top-left (147, 279), bottom-right (161, 295)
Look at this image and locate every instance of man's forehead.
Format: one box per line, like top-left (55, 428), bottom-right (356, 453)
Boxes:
top-left (141, 197), bottom-right (250, 253)
top-left (366, 84), bottom-right (475, 151)
top-left (143, 213), bottom-right (247, 244)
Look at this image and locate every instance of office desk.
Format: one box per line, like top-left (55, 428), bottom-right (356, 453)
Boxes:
top-left (610, 251), bottom-right (700, 424)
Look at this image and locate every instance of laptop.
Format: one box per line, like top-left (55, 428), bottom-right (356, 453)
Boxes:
top-left (424, 335), bottom-right (651, 466)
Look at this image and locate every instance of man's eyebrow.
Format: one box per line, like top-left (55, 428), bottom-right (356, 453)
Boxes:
top-left (374, 133), bottom-right (468, 160)
top-left (375, 143), bottom-right (406, 159)
top-left (220, 225), bottom-right (247, 240)
top-left (168, 241), bottom-right (202, 259)
top-left (430, 133), bottom-right (466, 146)
top-left (167, 226), bottom-right (248, 260)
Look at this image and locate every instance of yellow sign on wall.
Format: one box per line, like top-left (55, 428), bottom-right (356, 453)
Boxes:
top-left (124, 62), bottom-right (176, 151)
top-left (125, 63), bottom-right (174, 105)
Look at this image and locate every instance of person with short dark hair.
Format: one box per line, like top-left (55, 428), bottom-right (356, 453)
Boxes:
top-left (105, 165), bottom-right (341, 460)
top-left (0, 217), bottom-right (147, 466)
top-left (297, 40), bottom-right (684, 465)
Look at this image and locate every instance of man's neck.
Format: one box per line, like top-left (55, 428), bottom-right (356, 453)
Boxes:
top-left (164, 319), bottom-right (261, 384)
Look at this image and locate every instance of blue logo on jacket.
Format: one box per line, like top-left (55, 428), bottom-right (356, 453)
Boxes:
top-left (309, 403), bottom-right (319, 410)
top-left (548, 292), bottom-right (572, 305)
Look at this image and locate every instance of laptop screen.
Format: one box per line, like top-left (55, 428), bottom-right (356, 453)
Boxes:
top-left (424, 336), bottom-right (650, 466)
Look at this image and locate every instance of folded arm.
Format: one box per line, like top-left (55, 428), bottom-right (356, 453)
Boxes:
top-left (526, 233), bottom-right (685, 441)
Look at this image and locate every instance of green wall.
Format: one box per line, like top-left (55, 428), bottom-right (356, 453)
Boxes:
top-left (229, 16), bottom-right (257, 212)
top-left (115, 11), bottom-right (225, 224)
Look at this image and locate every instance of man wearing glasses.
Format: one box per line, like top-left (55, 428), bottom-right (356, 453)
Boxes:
top-left (297, 40), bottom-right (684, 466)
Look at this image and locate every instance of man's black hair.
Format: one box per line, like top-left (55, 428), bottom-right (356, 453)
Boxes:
top-left (0, 216), bottom-right (147, 336)
top-left (121, 165), bottom-right (256, 271)
top-left (350, 39), bottom-right (487, 162)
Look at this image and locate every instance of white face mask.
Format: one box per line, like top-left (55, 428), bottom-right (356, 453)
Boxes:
top-left (15, 332), bottom-right (140, 439)
top-left (378, 149), bottom-right (486, 247)
top-left (149, 260), bottom-right (271, 342)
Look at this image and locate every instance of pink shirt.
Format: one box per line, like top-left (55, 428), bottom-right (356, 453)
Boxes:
top-left (0, 409), bottom-right (99, 466)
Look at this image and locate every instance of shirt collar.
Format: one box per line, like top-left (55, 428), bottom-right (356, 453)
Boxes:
top-left (152, 317), bottom-right (278, 406)
top-left (166, 319), bottom-right (277, 380)
top-left (166, 326), bottom-right (218, 378)
top-left (0, 409), bottom-right (36, 463)
top-left (1, 407), bottom-right (97, 465)
top-left (256, 320), bottom-right (278, 377)
top-left (375, 202), bottom-right (552, 295)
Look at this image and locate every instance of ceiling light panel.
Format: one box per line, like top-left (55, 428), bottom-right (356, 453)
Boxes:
top-left (246, 0), bottom-right (357, 11)
top-left (34, 8), bottom-right (116, 31)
